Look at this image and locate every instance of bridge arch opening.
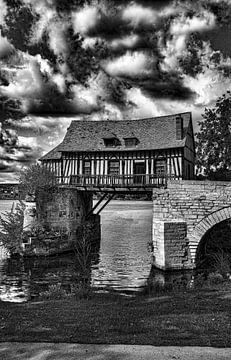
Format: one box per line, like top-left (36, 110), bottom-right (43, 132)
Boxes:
top-left (195, 218), bottom-right (231, 274)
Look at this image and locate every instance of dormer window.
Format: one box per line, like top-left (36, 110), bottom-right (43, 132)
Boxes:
top-left (103, 137), bottom-right (120, 147)
top-left (124, 137), bottom-right (139, 147)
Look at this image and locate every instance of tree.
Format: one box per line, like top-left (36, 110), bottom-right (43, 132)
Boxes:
top-left (196, 91), bottom-right (231, 177)
top-left (0, 201), bottom-right (25, 256)
top-left (18, 163), bottom-right (57, 197)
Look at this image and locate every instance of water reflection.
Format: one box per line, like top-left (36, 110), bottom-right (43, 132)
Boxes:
top-left (0, 257), bottom-right (30, 302)
top-left (147, 266), bottom-right (194, 292)
top-left (0, 200), bottom-right (155, 302)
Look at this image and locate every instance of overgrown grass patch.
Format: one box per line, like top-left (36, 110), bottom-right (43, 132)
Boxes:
top-left (0, 286), bottom-right (231, 346)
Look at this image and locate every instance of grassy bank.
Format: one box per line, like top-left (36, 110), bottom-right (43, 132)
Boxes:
top-left (0, 284), bottom-right (231, 346)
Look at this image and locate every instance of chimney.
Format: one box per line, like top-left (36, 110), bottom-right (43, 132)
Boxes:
top-left (176, 115), bottom-right (183, 140)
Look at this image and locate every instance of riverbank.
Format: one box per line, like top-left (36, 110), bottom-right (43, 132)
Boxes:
top-left (0, 284), bottom-right (231, 347)
top-left (1, 343), bottom-right (231, 360)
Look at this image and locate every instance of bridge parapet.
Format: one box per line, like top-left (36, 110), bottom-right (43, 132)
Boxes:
top-left (152, 180), bottom-right (231, 270)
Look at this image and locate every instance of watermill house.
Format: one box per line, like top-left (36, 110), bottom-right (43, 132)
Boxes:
top-left (40, 112), bottom-right (195, 189)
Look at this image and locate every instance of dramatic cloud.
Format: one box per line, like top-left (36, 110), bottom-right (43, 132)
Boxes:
top-left (103, 51), bottom-right (156, 78)
top-left (0, 0), bottom-right (7, 25)
top-left (0, 31), bottom-right (14, 58)
top-left (122, 4), bottom-right (158, 27)
top-left (72, 6), bottom-right (100, 35)
top-left (0, 0), bottom-right (231, 180)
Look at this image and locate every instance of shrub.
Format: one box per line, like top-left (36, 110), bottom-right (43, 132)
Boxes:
top-left (39, 283), bottom-right (68, 300)
top-left (0, 201), bottom-right (25, 256)
top-left (194, 273), bottom-right (207, 288)
top-left (209, 251), bottom-right (231, 277)
top-left (70, 282), bottom-right (92, 300)
top-left (207, 271), bottom-right (224, 286)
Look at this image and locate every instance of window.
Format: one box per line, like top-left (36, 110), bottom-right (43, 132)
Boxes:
top-left (155, 159), bottom-right (166, 176)
top-left (108, 160), bottom-right (120, 175)
top-left (83, 160), bottom-right (91, 175)
top-left (103, 138), bottom-right (120, 147)
top-left (124, 137), bottom-right (139, 147)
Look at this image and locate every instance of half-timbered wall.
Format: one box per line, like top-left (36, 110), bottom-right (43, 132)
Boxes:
top-left (183, 121), bottom-right (195, 180)
top-left (43, 159), bottom-right (62, 177)
top-left (56, 148), bottom-right (184, 179)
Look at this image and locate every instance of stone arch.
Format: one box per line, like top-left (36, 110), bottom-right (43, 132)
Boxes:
top-left (189, 206), bottom-right (231, 265)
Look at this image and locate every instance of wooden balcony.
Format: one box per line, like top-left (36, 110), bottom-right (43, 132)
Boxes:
top-left (55, 173), bottom-right (181, 192)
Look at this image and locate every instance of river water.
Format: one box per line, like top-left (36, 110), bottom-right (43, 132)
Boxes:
top-left (0, 200), bottom-right (155, 302)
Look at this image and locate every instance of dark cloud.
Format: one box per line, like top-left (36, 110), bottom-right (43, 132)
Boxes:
top-left (206, 1), bottom-right (231, 25)
top-left (0, 127), bottom-right (18, 148)
top-left (86, 11), bottom-right (130, 40)
top-left (136, 75), bottom-right (195, 100)
top-left (179, 33), bottom-right (203, 77)
top-left (0, 96), bottom-right (24, 123)
top-left (1, 4), bottom-right (35, 52)
top-left (0, 123), bottom-right (42, 170)
top-left (1, 0), bottom-right (231, 181)
top-left (55, 0), bottom-right (91, 13)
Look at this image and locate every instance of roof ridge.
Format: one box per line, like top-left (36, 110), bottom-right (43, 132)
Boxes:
top-left (69, 111), bottom-right (192, 124)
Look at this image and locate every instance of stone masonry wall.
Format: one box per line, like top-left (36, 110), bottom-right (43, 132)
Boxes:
top-left (153, 180), bottom-right (231, 269)
top-left (37, 187), bottom-right (95, 241)
top-left (164, 222), bottom-right (189, 270)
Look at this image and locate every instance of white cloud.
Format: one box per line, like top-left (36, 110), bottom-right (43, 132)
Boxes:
top-left (122, 4), bottom-right (158, 27)
top-left (72, 6), bottom-right (100, 35)
top-left (48, 20), bottom-right (69, 58)
top-left (82, 37), bottom-right (99, 49)
top-left (0, 60), bottom-right (45, 99)
top-left (71, 83), bottom-right (100, 112)
top-left (160, 10), bottom-right (216, 72)
top-left (0, 31), bottom-right (13, 58)
top-left (102, 51), bottom-right (156, 78)
top-left (183, 55), bottom-right (231, 107)
top-left (125, 87), bottom-right (202, 131)
top-left (110, 34), bottom-right (139, 50)
top-left (28, 4), bottom-right (55, 43)
top-left (125, 87), bottom-right (162, 118)
top-left (0, 0), bottom-right (7, 25)
top-left (170, 11), bottom-right (216, 35)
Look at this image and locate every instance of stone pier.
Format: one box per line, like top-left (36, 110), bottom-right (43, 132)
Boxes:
top-left (23, 186), bottom-right (101, 253)
top-left (37, 187), bottom-right (95, 239)
top-left (152, 180), bottom-right (231, 270)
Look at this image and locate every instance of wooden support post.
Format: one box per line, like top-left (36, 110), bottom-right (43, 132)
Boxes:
top-left (96, 193), bottom-right (115, 215)
top-left (86, 193), bottom-right (107, 218)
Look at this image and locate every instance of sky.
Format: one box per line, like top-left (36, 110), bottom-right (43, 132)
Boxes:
top-left (0, 0), bottom-right (231, 182)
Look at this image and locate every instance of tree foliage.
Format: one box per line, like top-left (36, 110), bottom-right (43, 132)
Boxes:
top-left (196, 91), bottom-right (231, 177)
top-left (0, 201), bottom-right (25, 255)
top-left (18, 163), bottom-right (57, 197)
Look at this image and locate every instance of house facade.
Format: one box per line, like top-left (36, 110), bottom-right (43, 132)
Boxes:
top-left (40, 112), bottom-right (195, 188)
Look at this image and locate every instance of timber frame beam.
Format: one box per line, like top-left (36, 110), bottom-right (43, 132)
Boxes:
top-left (86, 192), bottom-right (115, 218)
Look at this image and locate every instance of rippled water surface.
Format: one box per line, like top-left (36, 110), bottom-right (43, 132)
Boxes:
top-left (0, 200), bottom-right (153, 302)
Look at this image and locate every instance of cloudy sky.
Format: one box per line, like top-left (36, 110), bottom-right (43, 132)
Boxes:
top-left (0, 0), bottom-right (231, 182)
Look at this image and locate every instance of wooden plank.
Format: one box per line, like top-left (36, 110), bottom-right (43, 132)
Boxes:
top-left (79, 159), bottom-right (82, 175)
top-left (96, 159), bottom-right (100, 175)
top-left (105, 159), bottom-right (108, 175)
top-left (146, 159), bottom-right (149, 175)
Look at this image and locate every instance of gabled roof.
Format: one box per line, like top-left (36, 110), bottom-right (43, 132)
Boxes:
top-left (40, 112), bottom-right (192, 160)
top-left (40, 145), bottom-right (62, 161)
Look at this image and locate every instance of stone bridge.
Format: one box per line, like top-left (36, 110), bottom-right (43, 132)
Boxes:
top-left (152, 180), bottom-right (231, 270)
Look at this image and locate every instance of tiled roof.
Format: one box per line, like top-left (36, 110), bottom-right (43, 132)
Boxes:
top-left (41, 112), bottom-right (192, 159)
top-left (40, 145), bottom-right (62, 161)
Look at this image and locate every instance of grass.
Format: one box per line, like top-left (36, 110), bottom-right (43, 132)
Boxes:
top-left (0, 283), bottom-right (231, 346)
